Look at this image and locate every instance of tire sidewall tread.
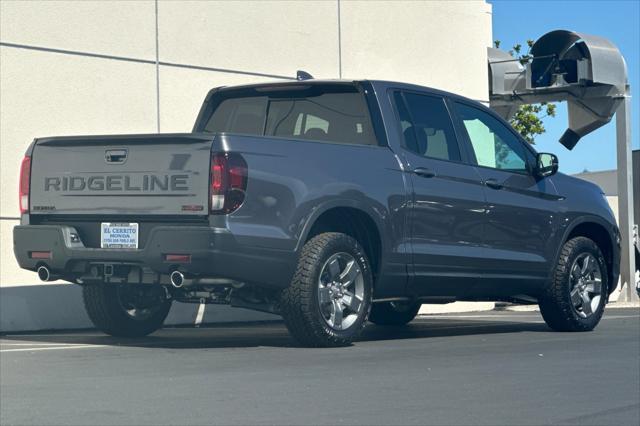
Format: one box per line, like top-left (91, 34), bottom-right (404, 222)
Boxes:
top-left (82, 284), bottom-right (171, 337)
top-left (280, 232), bottom-right (373, 347)
top-left (539, 236), bottom-right (608, 332)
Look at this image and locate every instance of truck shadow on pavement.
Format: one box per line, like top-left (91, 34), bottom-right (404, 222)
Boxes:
top-left (0, 316), bottom-right (552, 349)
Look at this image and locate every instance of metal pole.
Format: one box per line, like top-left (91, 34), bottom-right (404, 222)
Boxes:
top-left (615, 90), bottom-right (638, 302)
top-left (155, 0), bottom-right (160, 133)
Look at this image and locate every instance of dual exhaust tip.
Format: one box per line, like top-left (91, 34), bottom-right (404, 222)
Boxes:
top-left (37, 265), bottom-right (59, 282)
top-left (170, 270), bottom-right (186, 288)
top-left (38, 265), bottom-right (189, 288)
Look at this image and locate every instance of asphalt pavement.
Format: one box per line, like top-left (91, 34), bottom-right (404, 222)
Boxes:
top-left (1, 308), bottom-right (639, 426)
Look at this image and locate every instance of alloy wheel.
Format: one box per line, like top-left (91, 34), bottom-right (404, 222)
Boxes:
top-left (317, 252), bottom-right (365, 331)
top-left (569, 253), bottom-right (603, 318)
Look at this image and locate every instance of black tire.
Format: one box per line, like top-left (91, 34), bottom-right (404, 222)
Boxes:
top-left (280, 232), bottom-right (373, 347)
top-left (82, 284), bottom-right (171, 337)
top-left (369, 301), bottom-right (421, 326)
top-left (539, 237), bottom-right (608, 332)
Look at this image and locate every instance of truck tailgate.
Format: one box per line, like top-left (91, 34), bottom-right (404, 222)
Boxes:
top-left (29, 133), bottom-right (214, 216)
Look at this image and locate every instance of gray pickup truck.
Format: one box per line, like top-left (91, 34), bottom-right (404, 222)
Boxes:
top-left (14, 80), bottom-right (620, 346)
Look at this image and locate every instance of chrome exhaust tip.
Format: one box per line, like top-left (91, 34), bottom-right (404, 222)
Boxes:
top-left (170, 271), bottom-right (185, 288)
top-left (37, 265), bottom-right (51, 282)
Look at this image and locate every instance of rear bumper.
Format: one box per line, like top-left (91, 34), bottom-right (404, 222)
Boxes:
top-left (13, 225), bottom-right (296, 288)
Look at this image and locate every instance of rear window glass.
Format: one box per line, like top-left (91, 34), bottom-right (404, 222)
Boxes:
top-left (205, 96), bottom-right (266, 135)
top-left (201, 85), bottom-right (378, 146)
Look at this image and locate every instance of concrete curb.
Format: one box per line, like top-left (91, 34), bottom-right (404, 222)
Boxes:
top-left (500, 300), bottom-right (640, 312)
top-left (419, 301), bottom-right (495, 315)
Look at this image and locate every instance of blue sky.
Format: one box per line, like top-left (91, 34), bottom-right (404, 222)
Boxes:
top-left (489, 0), bottom-right (640, 174)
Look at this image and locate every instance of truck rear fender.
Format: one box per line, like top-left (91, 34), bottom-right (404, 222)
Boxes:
top-left (294, 199), bottom-right (387, 277)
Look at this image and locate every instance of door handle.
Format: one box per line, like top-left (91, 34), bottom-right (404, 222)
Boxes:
top-left (105, 149), bottom-right (127, 164)
top-left (484, 178), bottom-right (503, 190)
top-left (413, 167), bottom-right (437, 178)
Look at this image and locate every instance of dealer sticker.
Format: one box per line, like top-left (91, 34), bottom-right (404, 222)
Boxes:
top-left (101, 222), bottom-right (139, 249)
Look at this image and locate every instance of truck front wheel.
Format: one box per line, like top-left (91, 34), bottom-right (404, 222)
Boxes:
top-left (539, 237), bottom-right (607, 332)
top-left (280, 233), bottom-right (373, 347)
top-left (82, 284), bottom-right (171, 337)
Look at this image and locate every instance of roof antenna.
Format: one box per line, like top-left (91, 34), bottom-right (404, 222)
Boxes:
top-left (296, 70), bottom-right (314, 81)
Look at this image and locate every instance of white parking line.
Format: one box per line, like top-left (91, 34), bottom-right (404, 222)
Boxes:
top-left (0, 342), bottom-right (96, 346)
top-left (195, 302), bottom-right (206, 327)
top-left (1, 333), bottom-right (104, 338)
top-left (1, 314), bottom-right (635, 352)
top-left (0, 344), bottom-right (106, 353)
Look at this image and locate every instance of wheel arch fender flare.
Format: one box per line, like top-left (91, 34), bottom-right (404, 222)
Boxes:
top-left (294, 198), bottom-right (388, 256)
top-left (551, 214), bottom-right (619, 292)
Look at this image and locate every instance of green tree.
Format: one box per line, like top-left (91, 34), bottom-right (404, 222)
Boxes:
top-left (494, 39), bottom-right (556, 144)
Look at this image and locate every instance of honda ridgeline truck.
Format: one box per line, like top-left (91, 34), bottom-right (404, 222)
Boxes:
top-left (14, 80), bottom-right (620, 346)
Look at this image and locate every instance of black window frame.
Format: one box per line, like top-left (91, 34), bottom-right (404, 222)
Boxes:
top-left (448, 98), bottom-right (538, 176)
top-left (389, 89), bottom-right (469, 165)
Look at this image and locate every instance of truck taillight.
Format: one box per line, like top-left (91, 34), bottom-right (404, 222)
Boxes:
top-left (19, 155), bottom-right (31, 214)
top-left (210, 152), bottom-right (247, 214)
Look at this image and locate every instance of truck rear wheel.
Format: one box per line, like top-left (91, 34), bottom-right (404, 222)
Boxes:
top-left (539, 237), bottom-right (607, 332)
top-left (82, 284), bottom-right (171, 337)
top-left (369, 301), bottom-right (421, 326)
top-left (280, 232), bottom-right (372, 347)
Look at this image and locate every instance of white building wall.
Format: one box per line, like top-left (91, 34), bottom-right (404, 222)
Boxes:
top-left (0, 0), bottom-right (492, 330)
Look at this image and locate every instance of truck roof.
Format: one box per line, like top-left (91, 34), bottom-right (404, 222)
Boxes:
top-left (211, 79), bottom-right (475, 103)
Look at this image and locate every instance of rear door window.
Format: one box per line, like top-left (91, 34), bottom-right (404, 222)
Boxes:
top-left (202, 86), bottom-right (378, 146)
top-left (392, 91), bottom-right (461, 162)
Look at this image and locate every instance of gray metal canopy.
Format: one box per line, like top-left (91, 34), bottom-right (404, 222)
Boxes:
top-left (488, 29), bottom-right (637, 300)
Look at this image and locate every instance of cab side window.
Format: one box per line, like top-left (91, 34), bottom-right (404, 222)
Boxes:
top-left (454, 102), bottom-right (531, 173)
top-left (392, 91), bottom-right (461, 162)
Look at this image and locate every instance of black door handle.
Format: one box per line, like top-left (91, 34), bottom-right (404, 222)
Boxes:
top-left (105, 149), bottom-right (127, 164)
top-left (484, 178), bottom-right (503, 190)
top-left (413, 167), bottom-right (437, 178)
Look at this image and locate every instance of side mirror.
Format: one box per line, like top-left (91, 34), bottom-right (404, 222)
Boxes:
top-left (535, 153), bottom-right (559, 177)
